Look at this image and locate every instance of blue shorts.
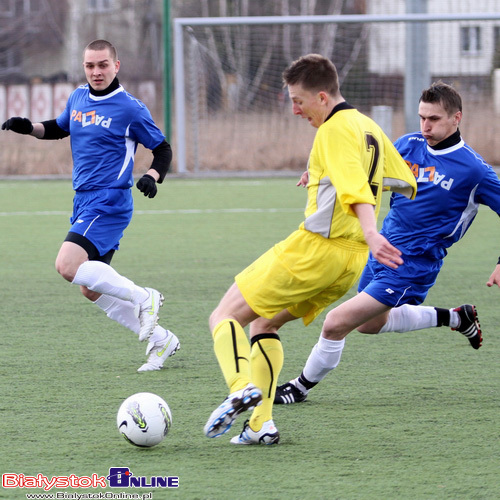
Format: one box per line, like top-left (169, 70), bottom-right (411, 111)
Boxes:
top-left (68, 189), bottom-right (133, 256)
top-left (358, 253), bottom-right (443, 307)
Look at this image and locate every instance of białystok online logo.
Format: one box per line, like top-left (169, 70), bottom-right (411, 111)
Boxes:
top-left (2, 468), bottom-right (179, 491)
top-left (107, 468), bottom-right (178, 488)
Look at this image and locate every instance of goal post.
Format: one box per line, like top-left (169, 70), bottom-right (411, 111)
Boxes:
top-left (173, 12), bottom-right (500, 174)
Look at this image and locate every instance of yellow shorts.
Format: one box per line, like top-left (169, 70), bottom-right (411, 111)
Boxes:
top-left (235, 228), bottom-right (368, 326)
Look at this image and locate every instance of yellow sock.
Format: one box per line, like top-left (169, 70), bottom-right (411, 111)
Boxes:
top-left (248, 334), bottom-right (284, 432)
top-left (212, 319), bottom-right (251, 393)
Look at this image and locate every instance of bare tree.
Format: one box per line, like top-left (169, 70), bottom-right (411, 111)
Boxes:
top-left (0, 0), bottom-right (67, 81)
top-left (181, 0), bottom-right (368, 110)
top-left (319, 0), bottom-right (345, 56)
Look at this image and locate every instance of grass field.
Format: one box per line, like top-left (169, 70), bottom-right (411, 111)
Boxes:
top-left (1, 178), bottom-right (499, 500)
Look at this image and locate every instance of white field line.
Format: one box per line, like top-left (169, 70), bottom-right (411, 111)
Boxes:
top-left (0, 207), bottom-right (304, 217)
top-left (1, 205), bottom-right (491, 218)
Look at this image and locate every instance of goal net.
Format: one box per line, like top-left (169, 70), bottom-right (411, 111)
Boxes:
top-left (173, 13), bottom-right (500, 173)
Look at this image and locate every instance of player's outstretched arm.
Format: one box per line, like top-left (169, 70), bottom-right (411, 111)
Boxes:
top-left (352, 202), bottom-right (403, 269)
top-left (1, 117), bottom-right (45, 139)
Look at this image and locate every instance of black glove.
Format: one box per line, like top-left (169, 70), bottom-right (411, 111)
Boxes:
top-left (136, 174), bottom-right (157, 198)
top-left (1, 117), bottom-right (33, 135)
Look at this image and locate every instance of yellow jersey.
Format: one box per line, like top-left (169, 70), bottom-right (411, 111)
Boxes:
top-left (301, 102), bottom-right (416, 242)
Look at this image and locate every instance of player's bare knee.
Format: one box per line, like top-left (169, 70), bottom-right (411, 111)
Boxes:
top-left (209, 306), bottom-right (229, 332)
top-left (357, 324), bottom-right (379, 334)
top-left (81, 286), bottom-right (100, 302)
top-left (251, 317), bottom-right (272, 331)
top-left (208, 309), bottom-right (219, 332)
top-left (322, 316), bottom-right (348, 340)
top-left (356, 314), bottom-right (388, 334)
top-left (55, 258), bottom-right (75, 282)
top-left (209, 287), bottom-right (242, 331)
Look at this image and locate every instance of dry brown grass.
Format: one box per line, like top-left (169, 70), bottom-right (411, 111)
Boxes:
top-left (1, 103), bottom-right (498, 177)
top-left (191, 112), bottom-right (317, 172)
top-left (0, 133), bottom-right (72, 176)
top-left (0, 134), bottom-right (162, 177)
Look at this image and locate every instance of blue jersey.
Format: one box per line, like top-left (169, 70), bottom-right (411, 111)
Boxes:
top-left (383, 132), bottom-right (500, 260)
top-left (57, 84), bottom-right (165, 191)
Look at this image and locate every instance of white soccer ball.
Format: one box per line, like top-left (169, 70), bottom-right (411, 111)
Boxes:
top-left (117, 392), bottom-right (172, 447)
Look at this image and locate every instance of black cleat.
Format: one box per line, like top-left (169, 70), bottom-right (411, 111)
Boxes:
top-left (452, 304), bottom-right (482, 349)
top-left (274, 382), bottom-right (307, 404)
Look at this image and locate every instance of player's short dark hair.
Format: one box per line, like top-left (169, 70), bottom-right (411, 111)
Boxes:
top-left (420, 81), bottom-right (462, 115)
top-left (282, 54), bottom-right (339, 96)
top-left (84, 39), bottom-right (118, 61)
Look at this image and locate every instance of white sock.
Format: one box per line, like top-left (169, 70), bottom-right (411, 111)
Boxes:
top-left (73, 261), bottom-right (148, 304)
top-left (94, 295), bottom-right (140, 334)
top-left (94, 295), bottom-right (169, 343)
top-left (448, 309), bottom-right (460, 329)
top-left (379, 304), bottom-right (438, 333)
top-left (301, 336), bottom-right (345, 385)
top-left (292, 378), bottom-right (309, 394)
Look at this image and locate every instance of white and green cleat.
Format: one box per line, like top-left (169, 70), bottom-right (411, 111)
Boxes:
top-left (137, 287), bottom-right (164, 342)
top-left (138, 330), bottom-right (180, 372)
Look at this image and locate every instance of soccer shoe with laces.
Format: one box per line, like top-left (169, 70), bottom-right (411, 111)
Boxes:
top-left (204, 383), bottom-right (262, 438)
top-left (137, 330), bottom-right (180, 372)
top-left (137, 287), bottom-right (164, 342)
top-left (452, 304), bottom-right (482, 349)
top-left (230, 419), bottom-right (280, 445)
top-left (274, 382), bottom-right (307, 404)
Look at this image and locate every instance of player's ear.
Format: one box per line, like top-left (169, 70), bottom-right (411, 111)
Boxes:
top-left (115, 60), bottom-right (121, 73)
top-left (318, 91), bottom-right (328, 104)
top-left (453, 110), bottom-right (462, 126)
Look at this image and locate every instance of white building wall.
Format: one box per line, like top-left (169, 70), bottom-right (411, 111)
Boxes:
top-left (368, 0), bottom-right (500, 76)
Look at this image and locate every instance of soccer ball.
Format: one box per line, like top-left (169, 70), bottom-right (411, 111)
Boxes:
top-left (117, 392), bottom-right (172, 447)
